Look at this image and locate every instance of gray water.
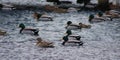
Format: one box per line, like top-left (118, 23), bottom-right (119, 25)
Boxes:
top-left (0, 10), bottom-right (120, 60)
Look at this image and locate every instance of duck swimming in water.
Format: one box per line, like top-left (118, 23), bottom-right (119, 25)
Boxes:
top-left (19, 23), bottom-right (39, 36)
top-left (66, 21), bottom-right (81, 30)
top-left (62, 30), bottom-right (83, 46)
top-left (89, 12), bottom-right (112, 23)
top-left (36, 37), bottom-right (54, 48)
top-left (0, 29), bottom-right (6, 36)
top-left (33, 12), bottom-right (53, 21)
top-left (78, 23), bottom-right (91, 28)
top-left (66, 21), bottom-right (91, 29)
top-left (105, 10), bottom-right (120, 18)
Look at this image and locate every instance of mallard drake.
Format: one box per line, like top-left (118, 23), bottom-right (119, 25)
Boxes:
top-left (19, 23), bottom-right (39, 35)
top-left (62, 35), bottom-right (83, 46)
top-left (66, 21), bottom-right (91, 29)
top-left (65, 30), bottom-right (81, 41)
top-left (89, 14), bottom-right (106, 22)
top-left (66, 21), bottom-right (81, 30)
top-left (89, 12), bottom-right (113, 23)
